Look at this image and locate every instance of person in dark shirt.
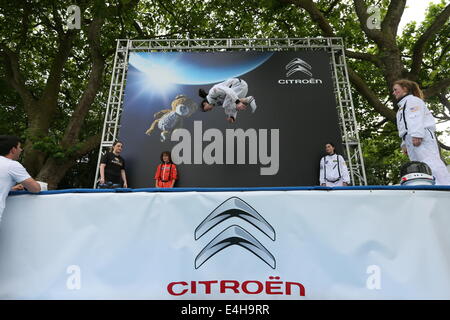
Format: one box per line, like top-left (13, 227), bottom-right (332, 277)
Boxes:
top-left (99, 141), bottom-right (128, 188)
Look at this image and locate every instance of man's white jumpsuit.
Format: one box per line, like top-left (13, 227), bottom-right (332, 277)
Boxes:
top-left (206, 78), bottom-right (256, 120)
top-left (319, 153), bottom-right (351, 186)
top-left (396, 94), bottom-right (450, 185)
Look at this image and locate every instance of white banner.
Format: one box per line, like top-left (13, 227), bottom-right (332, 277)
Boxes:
top-left (0, 189), bottom-right (450, 299)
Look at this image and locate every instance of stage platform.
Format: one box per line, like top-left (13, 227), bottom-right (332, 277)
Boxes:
top-left (1, 186), bottom-right (449, 299)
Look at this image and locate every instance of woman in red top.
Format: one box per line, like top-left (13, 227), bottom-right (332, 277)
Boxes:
top-left (154, 151), bottom-right (178, 188)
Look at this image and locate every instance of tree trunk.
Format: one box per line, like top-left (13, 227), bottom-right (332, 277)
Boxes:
top-left (36, 158), bottom-right (77, 190)
top-left (22, 102), bottom-right (55, 176)
top-left (35, 133), bottom-right (102, 189)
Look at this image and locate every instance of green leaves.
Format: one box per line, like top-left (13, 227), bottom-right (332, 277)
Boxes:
top-left (361, 122), bottom-right (406, 185)
top-left (1, 0), bottom-right (448, 187)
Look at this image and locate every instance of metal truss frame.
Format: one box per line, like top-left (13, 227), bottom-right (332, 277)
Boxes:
top-left (94, 38), bottom-right (367, 187)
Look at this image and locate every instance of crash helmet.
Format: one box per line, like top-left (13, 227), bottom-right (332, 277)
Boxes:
top-left (399, 161), bottom-right (435, 185)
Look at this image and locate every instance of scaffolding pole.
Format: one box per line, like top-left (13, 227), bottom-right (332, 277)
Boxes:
top-left (94, 38), bottom-right (367, 187)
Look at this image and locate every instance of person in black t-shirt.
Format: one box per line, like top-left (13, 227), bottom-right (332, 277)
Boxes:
top-left (99, 141), bottom-right (128, 188)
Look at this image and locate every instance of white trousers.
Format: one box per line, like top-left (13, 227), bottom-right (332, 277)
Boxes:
top-left (223, 80), bottom-right (250, 117)
top-left (232, 79), bottom-right (248, 98)
top-left (404, 133), bottom-right (450, 185)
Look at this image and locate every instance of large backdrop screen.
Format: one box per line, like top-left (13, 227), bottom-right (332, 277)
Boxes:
top-left (119, 51), bottom-right (342, 187)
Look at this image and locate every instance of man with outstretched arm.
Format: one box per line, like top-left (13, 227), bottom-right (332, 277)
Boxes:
top-left (0, 135), bottom-right (41, 223)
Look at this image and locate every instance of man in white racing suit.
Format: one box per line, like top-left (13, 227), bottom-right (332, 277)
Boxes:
top-left (319, 143), bottom-right (351, 187)
top-left (199, 78), bottom-right (257, 123)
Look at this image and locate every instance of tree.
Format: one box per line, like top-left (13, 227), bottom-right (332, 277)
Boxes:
top-left (1, 0), bottom-right (448, 187)
top-left (0, 0), bottom-right (141, 188)
top-left (146, 0), bottom-right (450, 183)
top-left (272, 0), bottom-right (448, 129)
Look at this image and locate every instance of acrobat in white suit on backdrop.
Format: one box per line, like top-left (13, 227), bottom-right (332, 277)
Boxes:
top-left (198, 78), bottom-right (257, 123)
top-left (319, 143), bottom-right (351, 187)
top-left (393, 80), bottom-right (450, 185)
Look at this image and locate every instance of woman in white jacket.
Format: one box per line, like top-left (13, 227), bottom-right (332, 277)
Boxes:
top-left (319, 142), bottom-right (351, 187)
top-left (393, 79), bottom-right (450, 185)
